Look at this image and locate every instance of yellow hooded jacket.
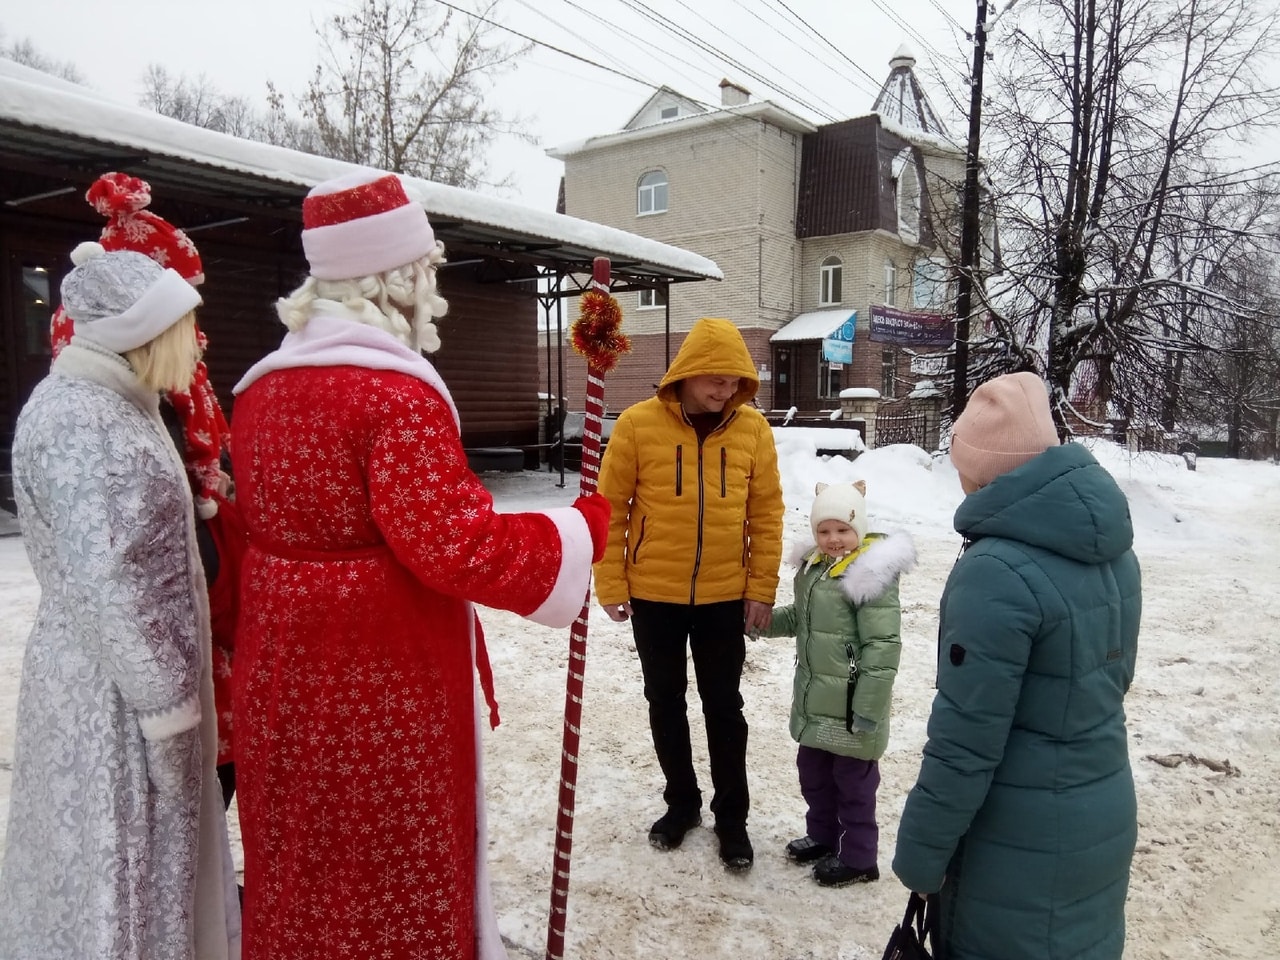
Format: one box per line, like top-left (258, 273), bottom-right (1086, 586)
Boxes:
top-left (593, 317), bottom-right (785, 607)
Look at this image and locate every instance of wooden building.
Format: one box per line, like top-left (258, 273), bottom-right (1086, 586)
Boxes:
top-left (0, 61), bottom-right (720, 504)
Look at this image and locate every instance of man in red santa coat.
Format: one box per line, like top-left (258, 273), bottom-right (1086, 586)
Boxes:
top-left (230, 169), bottom-right (609, 960)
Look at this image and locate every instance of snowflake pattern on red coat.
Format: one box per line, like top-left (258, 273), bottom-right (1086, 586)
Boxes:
top-left (232, 364), bottom-right (565, 959)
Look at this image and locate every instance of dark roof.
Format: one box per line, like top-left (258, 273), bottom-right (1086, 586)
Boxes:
top-left (795, 116), bottom-right (930, 240)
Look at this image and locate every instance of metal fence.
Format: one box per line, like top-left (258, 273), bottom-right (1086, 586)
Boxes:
top-left (875, 410), bottom-right (929, 449)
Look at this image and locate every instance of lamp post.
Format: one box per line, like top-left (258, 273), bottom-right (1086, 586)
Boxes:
top-left (952, 0), bottom-right (991, 418)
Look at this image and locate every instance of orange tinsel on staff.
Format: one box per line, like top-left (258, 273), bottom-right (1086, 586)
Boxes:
top-left (570, 288), bottom-right (630, 373)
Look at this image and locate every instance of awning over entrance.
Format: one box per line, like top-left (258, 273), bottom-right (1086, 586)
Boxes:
top-left (770, 309), bottom-right (857, 342)
top-left (772, 309), bottom-right (857, 363)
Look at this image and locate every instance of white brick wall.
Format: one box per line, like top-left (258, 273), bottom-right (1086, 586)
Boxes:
top-left (557, 109), bottom-right (968, 411)
top-left (563, 115), bottom-right (803, 338)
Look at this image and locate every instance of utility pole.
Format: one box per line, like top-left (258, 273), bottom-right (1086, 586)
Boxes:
top-left (953, 0), bottom-right (990, 418)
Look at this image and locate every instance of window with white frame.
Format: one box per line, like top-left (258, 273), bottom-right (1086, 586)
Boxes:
top-left (638, 287), bottom-right (668, 310)
top-left (912, 257), bottom-right (949, 309)
top-left (881, 349), bottom-right (897, 399)
top-left (820, 256), bottom-right (843, 305)
top-left (884, 260), bottom-right (898, 306)
top-left (891, 149), bottom-right (921, 243)
top-left (637, 170), bottom-right (668, 215)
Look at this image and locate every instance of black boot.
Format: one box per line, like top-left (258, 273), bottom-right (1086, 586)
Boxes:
top-left (715, 822), bottom-right (754, 873)
top-left (813, 853), bottom-right (879, 887)
top-left (648, 808), bottom-right (702, 850)
top-left (785, 836), bottom-right (832, 864)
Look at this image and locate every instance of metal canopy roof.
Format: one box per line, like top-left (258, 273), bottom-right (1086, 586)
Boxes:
top-left (0, 63), bottom-right (720, 294)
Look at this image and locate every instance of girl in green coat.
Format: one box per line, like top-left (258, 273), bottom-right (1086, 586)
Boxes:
top-left (766, 481), bottom-right (916, 887)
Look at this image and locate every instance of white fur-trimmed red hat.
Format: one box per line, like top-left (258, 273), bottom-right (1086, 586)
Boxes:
top-left (301, 170), bottom-right (437, 281)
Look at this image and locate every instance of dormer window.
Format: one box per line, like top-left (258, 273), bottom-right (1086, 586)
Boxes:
top-left (820, 256), bottom-right (843, 305)
top-left (891, 148), bottom-right (921, 244)
top-left (660, 105), bottom-right (678, 119)
top-left (638, 170), bottom-right (668, 216)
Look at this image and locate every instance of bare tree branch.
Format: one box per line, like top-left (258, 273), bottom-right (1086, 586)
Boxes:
top-left (300, 0), bottom-right (533, 189)
top-left (976, 0), bottom-right (1280, 451)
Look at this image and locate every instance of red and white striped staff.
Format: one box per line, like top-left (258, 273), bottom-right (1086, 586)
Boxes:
top-left (545, 257), bottom-right (630, 960)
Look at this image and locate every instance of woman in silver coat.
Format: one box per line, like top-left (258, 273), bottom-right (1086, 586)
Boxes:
top-left (0, 244), bottom-right (241, 959)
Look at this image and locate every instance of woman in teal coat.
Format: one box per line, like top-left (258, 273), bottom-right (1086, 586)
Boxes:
top-left (766, 481), bottom-right (916, 887)
top-left (893, 373), bottom-right (1141, 960)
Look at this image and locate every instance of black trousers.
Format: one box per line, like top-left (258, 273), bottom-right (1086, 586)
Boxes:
top-left (630, 597), bottom-right (749, 826)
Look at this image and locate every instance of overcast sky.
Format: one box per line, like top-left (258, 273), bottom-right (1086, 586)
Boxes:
top-left (0, 0), bottom-right (973, 210)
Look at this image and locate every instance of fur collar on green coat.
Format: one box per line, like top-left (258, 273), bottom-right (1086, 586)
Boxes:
top-left (766, 530), bottom-right (917, 760)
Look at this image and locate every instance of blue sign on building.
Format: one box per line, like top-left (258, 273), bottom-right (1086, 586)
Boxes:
top-left (822, 312), bottom-right (856, 364)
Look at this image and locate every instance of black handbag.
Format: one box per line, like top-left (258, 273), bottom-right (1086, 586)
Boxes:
top-left (881, 892), bottom-right (938, 960)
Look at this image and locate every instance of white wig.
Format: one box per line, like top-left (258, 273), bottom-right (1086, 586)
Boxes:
top-left (275, 241), bottom-right (449, 353)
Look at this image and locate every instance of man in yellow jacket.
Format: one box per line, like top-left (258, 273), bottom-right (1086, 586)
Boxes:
top-left (595, 317), bottom-right (785, 872)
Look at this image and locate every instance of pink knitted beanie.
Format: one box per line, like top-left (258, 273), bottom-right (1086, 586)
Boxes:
top-left (950, 372), bottom-right (1059, 488)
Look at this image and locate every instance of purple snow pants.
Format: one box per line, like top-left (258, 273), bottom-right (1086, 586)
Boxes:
top-left (796, 745), bottom-right (880, 869)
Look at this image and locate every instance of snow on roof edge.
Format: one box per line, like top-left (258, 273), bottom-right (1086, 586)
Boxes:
top-left (0, 60), bottom-right (722, 281)
top-left (771, 308), bottom-right (857, 342)
top-left (547, 99), bottom-right (818, 158)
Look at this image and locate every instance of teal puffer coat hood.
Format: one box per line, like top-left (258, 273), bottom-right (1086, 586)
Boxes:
top-left (952, 440), bottom-right (1135, 563)
top-left (766, 530), bottom-right (916, 761)
top-left (893, 442), bottom-right (1142, 960)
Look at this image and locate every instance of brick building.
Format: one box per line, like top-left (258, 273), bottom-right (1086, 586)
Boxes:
top-left (543, 46), bottom-right (985, 437)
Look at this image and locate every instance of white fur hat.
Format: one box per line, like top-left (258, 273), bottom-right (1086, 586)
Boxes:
top-left (810, 480), bottom-right (869, 542)
top-left (61, 243), bottom-right (201, 353)
top-left (301, 170), bottom-right (437, 280)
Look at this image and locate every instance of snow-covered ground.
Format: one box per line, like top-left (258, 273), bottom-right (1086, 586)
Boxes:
top-left (2, 432), bottom-right (1277, 958)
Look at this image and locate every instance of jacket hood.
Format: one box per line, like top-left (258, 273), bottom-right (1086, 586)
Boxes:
top-left (657, 317), bottom-right (759, 408)
top-left (954, 442), bottom-right (1134, 563)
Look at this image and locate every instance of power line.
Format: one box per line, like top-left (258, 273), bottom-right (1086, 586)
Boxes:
top-left (763, 0), bottom-right (967, 113)
top-left (663, 0), bottom-right (851, 120)
top-left (440, 0), bottom-right (966, 158)
top-left (866, 0), bottom-right (955, 67)
top-left (765, 0), bottom-right (885, 92)
top-left (612, 0), bottom-right (841, 122)
top-left (518, 0), bottom-right (721, 99)
top-left (461, 0), bottom-right (806, 164)
top-left (724, 0), bottom-right (881, 107)
top-left (433, 0), bottom-right (656, 89)
top-left (927, 0), bottom-right (966, 31)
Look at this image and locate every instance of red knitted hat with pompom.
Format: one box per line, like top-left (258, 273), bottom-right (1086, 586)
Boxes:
top-left (86, 172), bottom-right (204, 284)
top-left (51, 173), bottom-right (228, 517)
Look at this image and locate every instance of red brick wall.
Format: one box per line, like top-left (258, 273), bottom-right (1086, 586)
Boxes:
top-left (539, 328), bottom-right (775, 415)
top-left (538, 327), bottom-right (914, 416)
